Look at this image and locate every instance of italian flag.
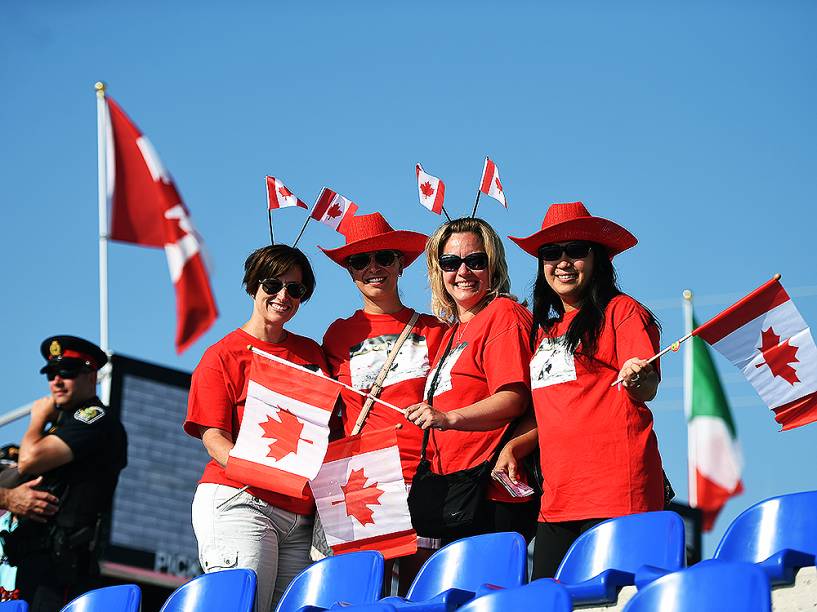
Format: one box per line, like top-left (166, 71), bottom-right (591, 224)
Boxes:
top-left (684, 296), bottom-right (743, 531)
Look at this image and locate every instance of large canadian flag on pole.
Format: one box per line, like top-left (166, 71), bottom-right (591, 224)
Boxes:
top-left (479, 157), bottom-right (507, 207)
top-left (310, 427), bottom-right (416, 559)
top-left (692, 277), bottom-right (817, 431)
top-left (311, 188), bottom-right (358, 232)
top-left (226, 348), bottom-right (340, 498)
top-left (104, 97), bottom-right (218, 353)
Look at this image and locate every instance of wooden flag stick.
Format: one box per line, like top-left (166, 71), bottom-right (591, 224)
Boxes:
top-left (247, 345), bottom-right (404, 414)
top-left (268, 210), bottom-right (275, 245)
top-left (292, 215), bottom-right (311, 248)
top-left (470, 189), bottom-right (482, 218)
top-left (216, 485), bottom-right (250, 510)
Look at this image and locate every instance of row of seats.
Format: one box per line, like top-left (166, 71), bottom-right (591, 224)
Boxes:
top-left (2, 489), bottom-right (814, 611)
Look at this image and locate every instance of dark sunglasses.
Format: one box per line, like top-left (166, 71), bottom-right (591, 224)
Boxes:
top-left (346, 250), bottom-right (398, 271)
top-left (45, 367), bottom-right (83, 381)
top-left (538, 242), bottom-right (592, 262)
top-left (438, 252), bottom-right (489, 273)
top-left (260, 278), bottom-right (308, 299)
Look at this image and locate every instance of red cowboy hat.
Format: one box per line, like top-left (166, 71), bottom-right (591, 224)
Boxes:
top-left (508, 201), bottom-right (637, 258)
top-left (320, 212), bottom-right (428, 267)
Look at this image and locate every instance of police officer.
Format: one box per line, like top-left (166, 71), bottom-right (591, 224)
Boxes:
top-left (7, 336), bottom-right (127, 611)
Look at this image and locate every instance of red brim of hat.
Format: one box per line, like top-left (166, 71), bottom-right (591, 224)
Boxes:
top-left (508, 217), bottom-right (637, 258)
top-left (320, 230), bottom-right (428, 268)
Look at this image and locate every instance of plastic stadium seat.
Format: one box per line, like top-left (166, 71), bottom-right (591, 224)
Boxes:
top-left (622, 560), bottom-right (771, 612)
top-left (61, 584), bottom-right (141, 612)
top-left (554, 511), bottom-right (686, 605)
top-left (276, 551), bottom-right (384, 612)
top-left (456, 579), bottom-right (571, 612)
top-left (161, 569), bottom-right (255, 612)
top-left (0, 601), bottom-right (28, 612)
top-left (714, 490), bottom-right (817, 585)
top-left (380, 532), bottom-right (528, 610)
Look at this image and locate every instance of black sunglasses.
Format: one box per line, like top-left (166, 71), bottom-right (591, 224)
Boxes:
top-left (45, 367), bottom-right (84, 381)
top-left (438, 252), bottom-right (489, 273)
top-left (260, 278), bottom-right (308, 300)
top-left (346, 250), bottom-right (398, 271)
top-left (538, 242), bottom-right (592, 262)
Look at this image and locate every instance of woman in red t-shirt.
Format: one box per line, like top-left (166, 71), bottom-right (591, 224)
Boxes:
top-left (184, 245), bottom-right (328, 611)
top-left (320, 212), bottom-right (446, 592)
top-left (501, 201), bottom-right (665, 579)
top-left (405, 217), bottom-right (539, 542)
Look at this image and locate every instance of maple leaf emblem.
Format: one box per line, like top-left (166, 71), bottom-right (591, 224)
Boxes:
top-left (420, 181), bottom-right (435, 198)
top-left (332, 468), bottom-right (384, 526)
top-left (278, 185), bottom-right (293, 198)
top-left (494, 176), bottom-right (503, 193)
top-left (755, 326), bottom-right (800, 385)
top-left (327, 202), bottom-right (343, 219)
top-left (259, 407), bottom-right (312, 461)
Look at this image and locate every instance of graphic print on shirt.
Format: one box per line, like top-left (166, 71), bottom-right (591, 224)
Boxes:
top-left (349, 333), bottom-right (430, 390)
top-left (530, 336), bottom-right (576, 389)
top-left (425, 342), bottom-right (468, 398)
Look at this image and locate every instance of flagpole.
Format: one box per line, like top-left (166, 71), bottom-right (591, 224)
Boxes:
top-left (292, 216), bottom-right (311, 249)
top-left (441, 206), bottom-right (452, 222)
top-left (470, 189), bottom-right (482, 218)
top-left (683, 289), bottom-right (696, 507)
top-left (96, 81), bottom-right (112, 403)
top-left (268, 210), bottom-right (275, 245)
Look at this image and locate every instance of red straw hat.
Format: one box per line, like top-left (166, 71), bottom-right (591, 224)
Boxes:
top-left (320, 212), bottom-right (428, 267)
top-left (508, 201), bottom-right (637, 258)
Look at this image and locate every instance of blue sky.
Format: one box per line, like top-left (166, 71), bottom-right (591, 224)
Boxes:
top-left (2, 1), bottom-right (815, 554)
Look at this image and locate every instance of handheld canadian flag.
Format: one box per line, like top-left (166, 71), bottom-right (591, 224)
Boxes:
top-left (479, 157), bottom-right (507, 208)
top-left (692, 277), bottom-right (817, 431)
top-left (266, 176), bottom-right (307, 210)
top-left (416, 164), bottom-right (445, 215)
top-left (310, 427), bottom-right (416, 559)
top-left (311, 188), bottom-right (359, 232)
top-left (226, 348), bottom-right (340, 498)
top-left (104, 96), bottom-right (218, 353)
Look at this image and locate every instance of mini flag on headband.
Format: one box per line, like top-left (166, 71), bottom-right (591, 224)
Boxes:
top-left (311, 188), bottom-right (359, 232)
top-left (310, 427), bottom-right (416, 559)
top-left (226, 348), bottom-right (340, 497)
top-left (692, 277), bottom-right (817, 431)
top-left (266, 176), bottom-right (307, 210)
top-left (479, 156), bottom-right (507, 208)
top-left (416, 164), bottom-right (445, 215)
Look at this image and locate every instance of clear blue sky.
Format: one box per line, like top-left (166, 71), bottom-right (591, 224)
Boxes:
top-left (2, 1), bottom-right (815, 554)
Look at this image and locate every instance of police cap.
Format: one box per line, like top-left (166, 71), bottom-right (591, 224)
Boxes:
top-left (39, 335), bottom-right (108, 374)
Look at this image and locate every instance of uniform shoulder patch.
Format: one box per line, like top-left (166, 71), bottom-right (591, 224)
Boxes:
top-left (74, 405), bottom-right (106, 424)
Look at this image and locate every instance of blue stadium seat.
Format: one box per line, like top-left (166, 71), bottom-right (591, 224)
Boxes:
top-left (276, 551), bottom-right (384, 612)
top-left (456, 579), bottom-right (571, 612)
top-left (622, 560), bottom-right (771, 612)
top-left (714, 490), bottom-right (817, 585)
top-left (61, 584), bottom-right (141, 612)
top-left (0, 601), bottom-right (28, 612)
top-left (554, 511), bottom-right (686, 605)
top-left (380, 532), bottom-right (528, 610)
top-left (161, 569), bottom-right (255, 612)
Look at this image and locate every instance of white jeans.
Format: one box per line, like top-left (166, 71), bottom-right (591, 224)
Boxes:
top-left (192, 484), bottom-right (314, 612)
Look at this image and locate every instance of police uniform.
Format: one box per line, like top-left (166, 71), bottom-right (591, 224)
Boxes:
top-left (4, 336), bottom-right (127, 611)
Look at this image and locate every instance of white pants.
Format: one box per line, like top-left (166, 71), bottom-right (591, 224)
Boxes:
top-left (192, 484), bottom-right (314, 612)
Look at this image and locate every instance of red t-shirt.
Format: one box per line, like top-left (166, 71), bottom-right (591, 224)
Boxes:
top-left (184, 328), bottom-right (328, 515)
top-left (424, 297), bottom-right (533, 502)
top-left (531, 294), bottom-right (664, 522)
top-left (322, 308), bottom-right (447, 480)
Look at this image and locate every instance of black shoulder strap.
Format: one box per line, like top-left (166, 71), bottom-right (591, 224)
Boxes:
top-left (420, 327), bottom-right (458, 460)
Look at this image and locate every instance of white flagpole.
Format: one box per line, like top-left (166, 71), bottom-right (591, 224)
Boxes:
top-left (682, 289), bottom-right (696, 507)
top-left (96, 81), bottom-right (112, 403)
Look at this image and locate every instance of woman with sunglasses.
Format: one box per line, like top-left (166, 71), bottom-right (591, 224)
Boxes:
top-left (501, 201), bottom-right (665, 579)
top-left (405, 217), bottom-right (538, 541)
top-left (321, 213), bottom-right (447, 592)
top-left (184, 244), bottom-right (326, 611)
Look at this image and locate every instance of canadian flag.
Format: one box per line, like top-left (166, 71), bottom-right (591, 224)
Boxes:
top-left (416, 163), bottom-right (445, 215)
top-left (104, 97), bottom-right (218, 353)
top-left (310, 427), bottom-right (416, 559)
top-left (226, 349), bottom-right (340, 497)
top-left (311, 188), bottom-right (359, 231)
top-left (693, 277), bottom-right (817, 431)
top-left (479, 157), bottom-right (507, 208)
top-left (266, 176), bottom-right (307, 210)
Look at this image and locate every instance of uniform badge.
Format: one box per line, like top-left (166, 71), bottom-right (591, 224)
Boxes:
top-left (74, 405), bottom-right (105, 424)
top-left (50, 340), bottom-right (62, 357)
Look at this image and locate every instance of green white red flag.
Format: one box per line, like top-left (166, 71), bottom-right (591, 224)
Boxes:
top-left (691, 277), bottom-right (817, 431)
top-left (684, 296), bottom-right (743, 532)
top-left (310, 427), bottom-right (416, 559)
